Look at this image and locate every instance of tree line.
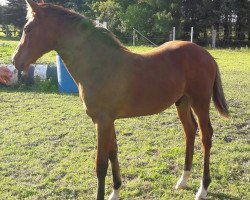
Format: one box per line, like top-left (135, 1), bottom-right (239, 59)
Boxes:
top-left (0, 0), bottom-right (249, 46)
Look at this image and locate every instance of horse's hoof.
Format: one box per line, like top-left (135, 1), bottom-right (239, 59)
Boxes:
top-left (195, 185), bottom-right (207, 200)
top-left (108, 189), bottom-right (120, 200)
top-left (175, 181), bottom-right (187, 190)
top-left (175, 170), bottom-right (191, 190)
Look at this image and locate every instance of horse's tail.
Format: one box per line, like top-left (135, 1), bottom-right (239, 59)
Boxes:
top-left (212, 62), bottom-right (229, 118)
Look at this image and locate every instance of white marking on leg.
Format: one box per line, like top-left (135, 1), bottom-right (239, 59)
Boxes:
top-left (175, 170), bottom-right (192, 189)
top-left (108, 189), bottom-right (120, 200)
top-left (195, 180), bottom-right (207, 200)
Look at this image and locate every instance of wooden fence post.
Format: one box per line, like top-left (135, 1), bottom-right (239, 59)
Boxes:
top-left (173, 27), bottom-right (176, 41)
top-left (191, 27), bottom-right (194, 43)
top-left (212, 30), bottom-right (217, 48)
top-left (133, 28), bottom-right (136, 46)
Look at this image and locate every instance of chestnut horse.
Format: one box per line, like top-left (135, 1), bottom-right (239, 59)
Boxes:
top-left (13, 1), bottom-right (229, 199)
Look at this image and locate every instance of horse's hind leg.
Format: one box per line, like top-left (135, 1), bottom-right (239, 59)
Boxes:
top-left (175, 96), bottom-right (198, 190)
top-left (191, 99), bottom-right (213, 200)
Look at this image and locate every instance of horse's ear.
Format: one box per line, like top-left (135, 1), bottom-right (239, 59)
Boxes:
top-left (37, 0), bottom-right (45, 3)
top-left (25, 0), bottom-right (42, 19)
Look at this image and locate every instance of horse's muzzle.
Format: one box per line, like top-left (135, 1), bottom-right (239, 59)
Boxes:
top-left (12, 53), bottom-right (25, 71)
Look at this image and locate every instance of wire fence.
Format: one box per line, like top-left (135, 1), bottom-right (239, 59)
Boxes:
top-left (118, 30), bottom-right (250, 48)
top-left (0, 28), bottom-right (249, 48)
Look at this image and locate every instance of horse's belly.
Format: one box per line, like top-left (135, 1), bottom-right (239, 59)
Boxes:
top-left (117, 81), bottom-right (183, 118)
top-left (121, 100), bottom-right (175, 118)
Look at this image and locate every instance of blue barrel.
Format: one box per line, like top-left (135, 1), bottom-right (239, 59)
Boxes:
top-left (56, 54), bottom-right (78, 93)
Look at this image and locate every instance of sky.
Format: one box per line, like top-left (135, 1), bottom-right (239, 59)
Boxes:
top-left (0, 0), bottom-right (7, 6)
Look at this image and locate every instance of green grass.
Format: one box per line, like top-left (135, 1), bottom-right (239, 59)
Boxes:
top-left (0, 39), bottom-right (249, 199)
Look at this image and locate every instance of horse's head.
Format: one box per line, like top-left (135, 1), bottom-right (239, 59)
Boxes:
top-left (12, 0), bottom-right (57, 71)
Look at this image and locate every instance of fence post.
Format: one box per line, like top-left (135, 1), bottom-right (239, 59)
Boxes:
top-left (133, 28), bottom-right (136, 46)
top-left (191, 27), bottom-right (194, 43)
top-left (173, 27), bottom-right (176, 41)
top-left (212, 29), bottom-right (217, 48)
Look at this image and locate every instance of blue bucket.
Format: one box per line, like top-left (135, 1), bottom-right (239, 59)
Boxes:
top-left (56, 54), bottom-right (78, 93)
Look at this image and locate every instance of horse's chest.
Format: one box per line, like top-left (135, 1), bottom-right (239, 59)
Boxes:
top-left (78, 85), bottom-right (109, 118)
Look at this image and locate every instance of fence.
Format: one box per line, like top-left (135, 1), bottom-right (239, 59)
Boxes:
top-left (131, 27), bottom-right (250, 48)
top-left (1, 23), bottom-right (249, 48)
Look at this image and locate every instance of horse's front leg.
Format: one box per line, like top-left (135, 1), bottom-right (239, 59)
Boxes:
top-left (95, 115), bottom-right (121, 200)
top-left (108, 127), bottom-right (122, 200)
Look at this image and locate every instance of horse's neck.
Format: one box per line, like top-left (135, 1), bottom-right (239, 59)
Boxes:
top-left (55, 29), bottom-right (130, 84)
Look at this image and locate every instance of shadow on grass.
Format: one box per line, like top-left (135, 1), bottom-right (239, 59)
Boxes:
top-left (209, 192), bottom-right (241, 200)
top-left (180, 187), bottom-right (241, 200)
top-left (0, 82), bottom-right (57, 94)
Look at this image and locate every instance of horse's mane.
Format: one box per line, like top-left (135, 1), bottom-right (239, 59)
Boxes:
top-left (34, 4), bottom-right (126, 49)
top-left (40, 4), bottom-right (88, 23)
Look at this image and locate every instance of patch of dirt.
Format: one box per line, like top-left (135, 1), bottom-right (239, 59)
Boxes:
top-left (123, 132), bottom-right (133, 136)
top-left (223, 136), bottom-right (234, 143)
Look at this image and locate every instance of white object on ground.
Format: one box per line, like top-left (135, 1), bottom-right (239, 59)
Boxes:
top-left (6, 65), bottom-right (18, 85)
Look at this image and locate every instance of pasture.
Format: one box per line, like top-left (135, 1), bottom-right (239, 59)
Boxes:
top-left (0, 39), bottom-right (249, 199)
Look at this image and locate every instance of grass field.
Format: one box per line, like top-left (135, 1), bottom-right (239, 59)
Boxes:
top-left (0, 38), bottom-right (249, 199)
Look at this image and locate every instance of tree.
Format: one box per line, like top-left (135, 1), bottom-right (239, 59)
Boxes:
top-left (91, 0), bottom-right (122, 35)
top-left (139, 0), bottom-right (182, 42)
top-left (0, 0), bottom-right (249, 46)
top-left (0, 5), bottom-right (11, 37)
top-left (46, 0), bottom-right (85, 12)
top-left (233, 0), bottom-right (249, 41)
top-left (113, 0), bottom-right (137, 11)
top-left (5, 0), bottom-right (26, 31)
top-left (121, 3), bottom-right (154, 37)
top-left (0, 5), bottom-right (7, 26)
